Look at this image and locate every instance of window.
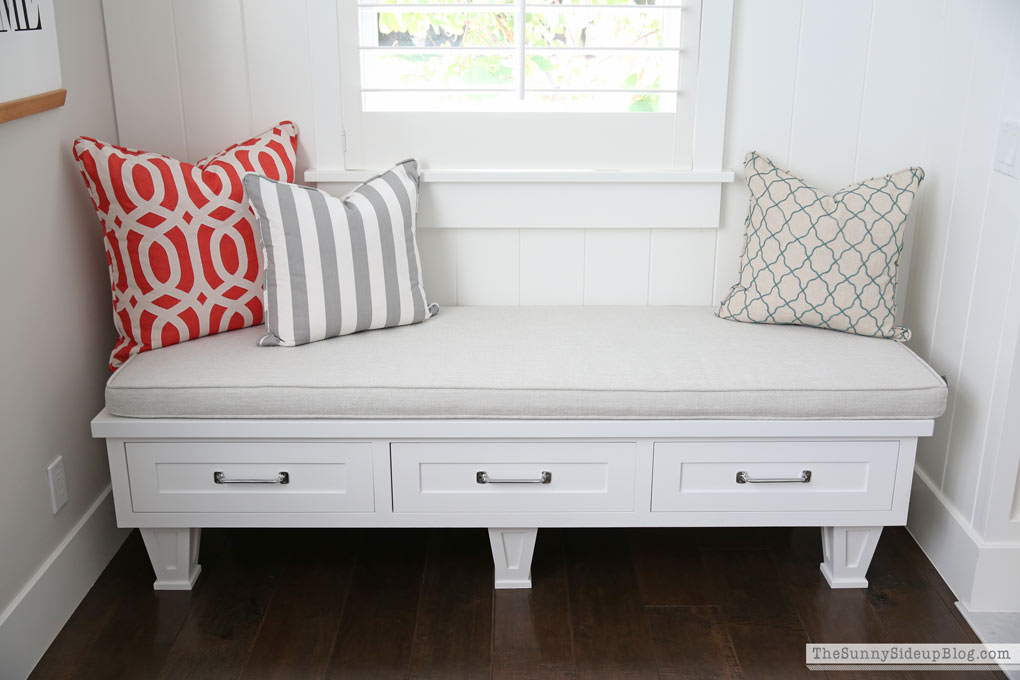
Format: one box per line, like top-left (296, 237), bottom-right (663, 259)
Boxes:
top-left (337, 0), bottom-right (713, 171)
top-left (355, 0), bottom-right (685, 114)
top-left (318, 0), bottom-right (734, 229)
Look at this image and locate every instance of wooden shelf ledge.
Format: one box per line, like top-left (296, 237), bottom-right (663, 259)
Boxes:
top-left (0, 89), bottom-right (67, 125)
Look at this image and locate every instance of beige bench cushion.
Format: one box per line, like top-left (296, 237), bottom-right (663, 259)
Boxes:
top-left (106, 306), bottom-right (947, 420)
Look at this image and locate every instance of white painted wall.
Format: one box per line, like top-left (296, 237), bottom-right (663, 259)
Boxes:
top-left (0, 0), bottom-right (129, 674)
top-left (100, 0), bottom-right (934, 310)
top-left (902, 0), bottom-right (1020, 612)
top-left (97, 0), bottom-right (1020, 607)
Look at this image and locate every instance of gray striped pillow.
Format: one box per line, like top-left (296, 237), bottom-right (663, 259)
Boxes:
top-left (243, 159), bottom-right (436, 346)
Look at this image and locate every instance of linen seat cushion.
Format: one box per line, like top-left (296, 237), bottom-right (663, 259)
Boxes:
top-left (106, 306), bottom-right (947, 420)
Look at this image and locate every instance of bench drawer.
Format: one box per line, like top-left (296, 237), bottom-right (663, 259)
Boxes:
top-left (390, 442), bottom-right (636, 513)
top-left (125, 441), bottom-right (374, 513)
top-left (651, 440), bottom-right (899, 512)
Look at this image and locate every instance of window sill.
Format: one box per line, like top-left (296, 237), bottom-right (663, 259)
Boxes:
top-left (307, 168), bottom-right (734, 229)
top-left (304, 168), bottom-right (735, 184)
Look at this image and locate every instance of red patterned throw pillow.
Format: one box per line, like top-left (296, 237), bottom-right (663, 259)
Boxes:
top-left (73, 122), bottom-right (298, 369)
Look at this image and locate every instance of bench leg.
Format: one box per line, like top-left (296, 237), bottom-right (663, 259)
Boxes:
top-left (140, 528), bottom-right (202, 591)
top-left (819, 526), bottom-right (882, 589)
top-left (488, 528), bottom-right (538, 589)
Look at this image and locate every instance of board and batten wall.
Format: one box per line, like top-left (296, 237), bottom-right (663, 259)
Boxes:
top-left (902, 0), bottom-right (1020, 612)
top-left (100, 0), bottom-right (934, 310)
top-left (99, 0), bottom-right (1020, 609)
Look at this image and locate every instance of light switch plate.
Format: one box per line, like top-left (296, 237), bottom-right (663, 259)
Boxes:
top-left (47, 456), bottom-right (68, 514)
top-left (993, 119), bottom-right (1020, 179)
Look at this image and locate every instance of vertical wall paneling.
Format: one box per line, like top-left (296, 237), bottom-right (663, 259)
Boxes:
top-left (904, 0), bottom-right (983, 361)
top-left (904, 0), bottom-right (981, 482)
top-left (893, 0), bottom-right (1020, 608)
top-left (852, 0), bottom-right (934, 319)
top-left (416, 229), bottom-right (458, 307)
top-left (924, 0), bottom-right (1019, 515)
top-left (712, 0), bottom-right (804, 303)
top-left (520, 230), bottom-right (586, 306)
top-left (940, 0), bottom-right (1020, 520)
top-left (975, 14), bottom-right (1020, 540)
top-left (583, 231), bottom-right (652, 305)
top-left (102, 0), bottom-right (188, 159)
top-left (456, 230), bottom-right (521, 306)
top-left (971, 200), bottom-right (1020, 538)
top-left (984, 330), bottom-right (1020, 541)
top-left (786, 0), bottom-right (874, 189)
top-left (690, 0), bottom-right (734, 171)
top-left (648, 230), bottom-right (717, 306)
top-left (172, 0), bottom-right (252, 161)
top-left (242, 0), bottom-right (317, 176)
top-left (851, 0), bottom-right (931, 182)
top-left (307, 0), bottom-right (345, 170)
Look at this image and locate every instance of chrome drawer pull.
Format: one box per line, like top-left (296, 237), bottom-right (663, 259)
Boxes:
top-left (476, 471), bottom-right (552, 485)
top-left (213, 471), bottom-right (290, 485)
top-left (735, 470), bottom-right (811, 484)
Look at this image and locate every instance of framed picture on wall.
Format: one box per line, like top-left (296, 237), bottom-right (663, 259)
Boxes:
top-left (0, 0), bottom-right (65, 124)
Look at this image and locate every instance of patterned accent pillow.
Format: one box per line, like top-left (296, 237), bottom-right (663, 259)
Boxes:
top-left (73, 122), bottom-right (298, 369)
top-left (243, 159), bottom-right (437, 347)
top-left (717, 152), bottom-right (924, 340)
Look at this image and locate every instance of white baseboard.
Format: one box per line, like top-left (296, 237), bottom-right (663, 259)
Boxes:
top-left (908, 469), bottom-right (1020, 612)
top-left (0, 486), bottom-right (130, 680)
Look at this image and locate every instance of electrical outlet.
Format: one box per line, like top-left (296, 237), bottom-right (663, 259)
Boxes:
top-left (47, 456), bottom-right (68, 514)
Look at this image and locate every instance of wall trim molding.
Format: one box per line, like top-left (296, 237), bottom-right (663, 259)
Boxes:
top-left (306, 168), bottom-right (736, 184)
top-left (908, 469), bottom-right (1020, 612)
top-left (0, 486), bottom-right (129, 680)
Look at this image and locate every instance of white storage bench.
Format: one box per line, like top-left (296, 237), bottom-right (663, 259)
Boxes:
top-left (91, 306), bottom-right (947, 591)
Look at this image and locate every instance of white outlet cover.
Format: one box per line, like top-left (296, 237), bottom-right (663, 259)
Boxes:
top-left (47, 456), bottom-right (68, 514)
top-left (993, 119), bottom-right (1020, 179)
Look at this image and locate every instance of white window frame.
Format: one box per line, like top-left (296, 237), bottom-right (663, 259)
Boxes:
top-left (304, 0), bottom-right (735, 229)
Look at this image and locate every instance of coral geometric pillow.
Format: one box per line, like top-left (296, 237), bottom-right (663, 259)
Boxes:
top-left (717, 151), bottom-right (924, 340)
top-left (73, 122), bottom-right (298, 369)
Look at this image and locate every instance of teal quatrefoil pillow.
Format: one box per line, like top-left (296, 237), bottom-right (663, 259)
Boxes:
top-left (717, 151), bottom-right (924, 340)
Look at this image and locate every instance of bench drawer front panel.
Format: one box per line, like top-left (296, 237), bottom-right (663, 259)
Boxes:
top-left (651, 440), bottom-right (899, 512)
top-left (391, 442), bottom-right (636, 513)
top-left (126, 441), bottom-right (374, 513)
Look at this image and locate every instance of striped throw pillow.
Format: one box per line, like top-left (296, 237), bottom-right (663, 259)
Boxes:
top-left (243, 159), bottom-right (436, 346)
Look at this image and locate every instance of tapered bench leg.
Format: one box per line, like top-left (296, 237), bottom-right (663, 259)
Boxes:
top-left (488, 528), bottom-right (538, 589)
top-left (819, 526), bottom-right (882, 588)
top-left (140, 528), bottom-right (202, 590)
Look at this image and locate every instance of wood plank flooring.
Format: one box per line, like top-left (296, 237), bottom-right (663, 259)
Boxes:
top-left (30, 527), bottom-right (1004, 680)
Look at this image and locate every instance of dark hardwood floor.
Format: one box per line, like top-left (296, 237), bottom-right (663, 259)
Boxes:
top-left (30, 526), bottom-right (1003, 680)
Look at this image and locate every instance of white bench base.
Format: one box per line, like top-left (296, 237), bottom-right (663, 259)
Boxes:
top-left (94, 413), bottom-right (932, 591)
top-left (139, 524), bottom-right (883, 592)
top-left (139, 527), bottom-right (202, 590)
top-left (819, 525), bottom-right (884, 588)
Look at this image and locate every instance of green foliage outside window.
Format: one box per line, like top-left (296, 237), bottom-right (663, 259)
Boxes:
top-left (370, 2), bottom-right (671, 112)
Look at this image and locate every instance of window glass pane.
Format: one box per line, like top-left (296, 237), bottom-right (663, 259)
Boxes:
top-left (362, 52), bottom-right (515, 90)
top-left (523, 91), bottom-right (674, 112)
top-left (525, 8), bottom-right (675, 49)
top-left (364, 91), bottom-right (517, 111)
top-left (525, 0), bottom-right (681, 6)
top-left (525, 51), bottom-right (676, 91)
top-left (370, 11), bottom-right (516, 48)
top-left (363, 90), bottom-right (674, 112)
top-left (355, 1), bottom-right (684, 112)
top-left (363, 1), bottom-right (512, 5)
